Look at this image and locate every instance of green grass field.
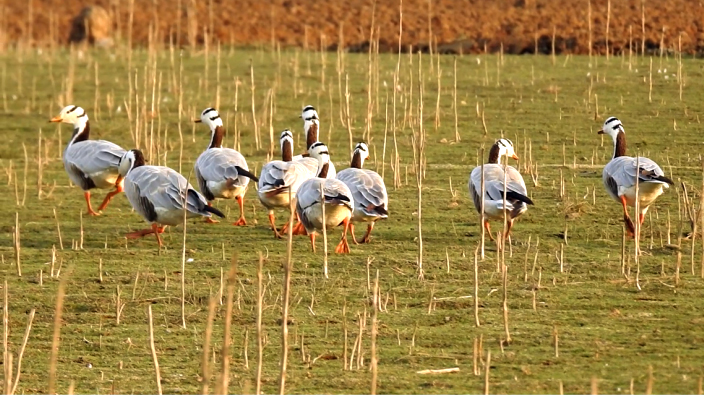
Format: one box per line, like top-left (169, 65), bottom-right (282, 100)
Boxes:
top-left (1, 46), bottom-right (704, 394)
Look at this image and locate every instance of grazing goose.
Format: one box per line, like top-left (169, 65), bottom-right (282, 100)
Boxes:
top-left (118, 149), bottom-right (225, 247)
top-left (194, 107), bottom-right (258, 226)
top-left (296, 142), bottom-right (354, 254)
top-left (468, 138), bottom-right (534, 240)
top-left (293, 105), bottom-right (337, 177)
top-left (336, 142), bottom-right (389, 244)
top-left (50, 105), bottom-right (126, 216)
top-left (258, 129), bottom-right (317, 238)
top-left (598, 116), bottom-right (673, 236)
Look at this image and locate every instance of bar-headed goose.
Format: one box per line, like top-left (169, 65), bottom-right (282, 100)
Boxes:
top-left (118, 149), bottom-right (225, 247)
top-left (50, 105), bottom-right (126, 216)
top-left (258, 129), bottom-right (317, 238)
top-left (468, 138), bottom-right (534, 240)
top-left (336, 142), bottom-right (388, 243)
top-left (296, 142), bottom-right (354, 253)
top-left (293, 105), bottom-right (337, 177)
top-left (598, 116), bottom-right (673, 236)
top-left (194, 107), bottom-right (258, 226)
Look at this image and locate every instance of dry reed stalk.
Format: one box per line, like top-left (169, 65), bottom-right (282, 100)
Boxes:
top-left (53, 208), bottom-right (63, 250)
top-left (3, 280), bottom-right (8, 395)
top-left (641, 0), bottom-right (646, 57)
top-left (21, 143), bottom-right (27, 206)
top-left (200, 297), bottom-right (217, 394)
top-left (605, 0), bottom-right (611, 59)
top-left (249, 59), bottom-right (260, 151)
top-left (381, 89), bottom-right (389, 179)
top-left (646, 365), bottom-right (653, 394)
top-left (255, 253), bottom-right (265, 394)
top-left (321, 188), bottom-right (328, 277)
top-left (453, 57), bottom-right (459, 141)
top-left (342, 303), bottom-right (348, 370)
top-left (587, 0), bottom-right (592, 65)
top-left (415, 51), bottom-right (425, 281)
top-left (480, 149), bottom-right (486, 259)
top-left (47, 269), bottom-right (68, 394)
top-left (146, 305), bottom-right (163, 395)
top-left (217, 256), bottom-right (237, 394)
top-left (370, 271), bottom-right (379, 394)
top-left (10, 308), bottom-right (35, 395)
top-left (678, 34), bottom-right (683, 101)
top-left (553, 325), bottom-right (559, 357)
top-left (127, 0), bottom-right (135, 69)
top-left (345, 73), bottom-right (353, 152)
top-left (278, 190), bottom-right (295, 393)
top-left (629, 26), bottom-right (633, 70)
top-left (483, 349), bottom-right (491, 395)
top-left (634, 156), bottom-right (641, 290)
top-left (365, 2), bottom-right (376, 142)
top-left (14, 213), bottom-right (20, 276)
top-left (502, 260), bottom-right (511, 343)
top-left (474, 246), bottom-right (480, 327)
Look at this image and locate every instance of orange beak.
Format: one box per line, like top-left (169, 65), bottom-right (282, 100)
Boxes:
top-left (597, 129), bottom-right (604, 134)
top-left (49, 115), bottom-right (62, 123)
top-left (511, 154), bottom-right (519, 160)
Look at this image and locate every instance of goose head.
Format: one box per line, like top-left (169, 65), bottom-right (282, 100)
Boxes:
top-left (488, 138), bottom-right (519, 164)
top-left (195, 107), bottom-right (224, 148)
top-left (280, 129), bottom-right (294, 161)
top-left (300, 105), bottom-right (318, 120)
top-left (308, 141), bottom-right (331, 178)
top-left (49, 105), bottom-right (88, 126)
top-left (597, 116), bottom-right (624, 140)
top-left (351, 142), bottom-right (370, 168)
top-left (118, 149), bottom-right (146, 177)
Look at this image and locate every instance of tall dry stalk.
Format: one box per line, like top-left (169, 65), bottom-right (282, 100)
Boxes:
top-left (278, 190), bottom-right (295, 394)
top-left (217, 256), bottom-right (237, 394)
top-left (370, 271), bottom-right (379, 395)
top-left (147, 305), bottom-right (163, 395)
top-left (414, 51), bottom-right (426, 281)
top-left (250, 59), bottom-right (260, 150)
top-left (201, 297), bottom-right (217, 395)
top-left (47, 269), bottom-right (68, 394)
top-left (255, 253), bottom-right (265, 395)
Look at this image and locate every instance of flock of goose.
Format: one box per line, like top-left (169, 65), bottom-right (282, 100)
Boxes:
top-left (49, 103), bottom-right (674, 253)
top-left (50, 104), bottom-right (387, 253)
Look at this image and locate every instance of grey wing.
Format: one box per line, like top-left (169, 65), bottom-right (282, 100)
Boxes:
top-left (123, 175), bottom-right (158, 222)
top-left (64, 140), bottom-right (125, 176)
top-left (295, 157), bottom-right (319, 174)
top-left (612, 156), bottom-right (668, 187)
top-left (468, 167), bottom-right (483, 213)
top-left (259, 161), bottom-right (312, 192)
top-left (323, 179), bottom-right (354, 209)
top-left (196, 149), bottom-right (250, 187)
top-left (505, 167), bottom-right (528, 195)
top-left (296, 179), bottom-right (323, 211)
top-left (337, 169), bottom-right (386, 213)
top-left (133, 167), bottom-right (206, 215)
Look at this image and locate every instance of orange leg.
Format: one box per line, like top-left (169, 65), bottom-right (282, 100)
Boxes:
top-left (84, 191), bottom-right (100, 216)
top-left (350, 223), bottom-right (360, 245)
top-left (232, 196), bottom-right (247, 226)
top-left (483, 220), bottom-right (495, 241)
top-left (310, 233), bottom-right (316, 253)
top-left (97, 181), bottom-right (123, 212)
top-left (292, 221), bottom-right (308, 235)
top-left (620, 196), bottom-right (635, 237)
top-left (126, 224), bottom-right (166, 246)
top-left (268, 212), bottom-right (282, 239)
top-left (360, 222), bottom-right (375, 244)
top-left (504, 220), bottom-right (515, 240)
top-left (334, 218), bottom-right (351, 254)
top-left (204, 202), bottom-right (220, 224)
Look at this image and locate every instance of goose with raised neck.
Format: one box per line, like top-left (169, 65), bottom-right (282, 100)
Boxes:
top-left (50, 104), bottom-right (126, 216)
top-left (194, 107), bottom-right (258, 226)
top-left (336, 142), bottom-right (389, 244)
top-left (598, 116), bottom-right (674, 237)
top-left (468, 138), bottom-right (533, 241)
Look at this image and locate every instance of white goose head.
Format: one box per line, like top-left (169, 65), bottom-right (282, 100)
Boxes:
top-left (598, 116), bottom-right (627, 158)
top-left (308, 141), bottom-right (331, 178)
top-left (195, 107), bottom-right (225, 149)
top-left (50, 105), bottom-right (88, 126)
top-left (488, 138), bottom-right (518, 164)
top-left (50, 105), bottom-right (90, 145)
top-left (280, 129), bottom-right (294, 161)
top-left (351, 142), bottom-right (370, 168)
top-left (118, 149), bottom-right (146, 177)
